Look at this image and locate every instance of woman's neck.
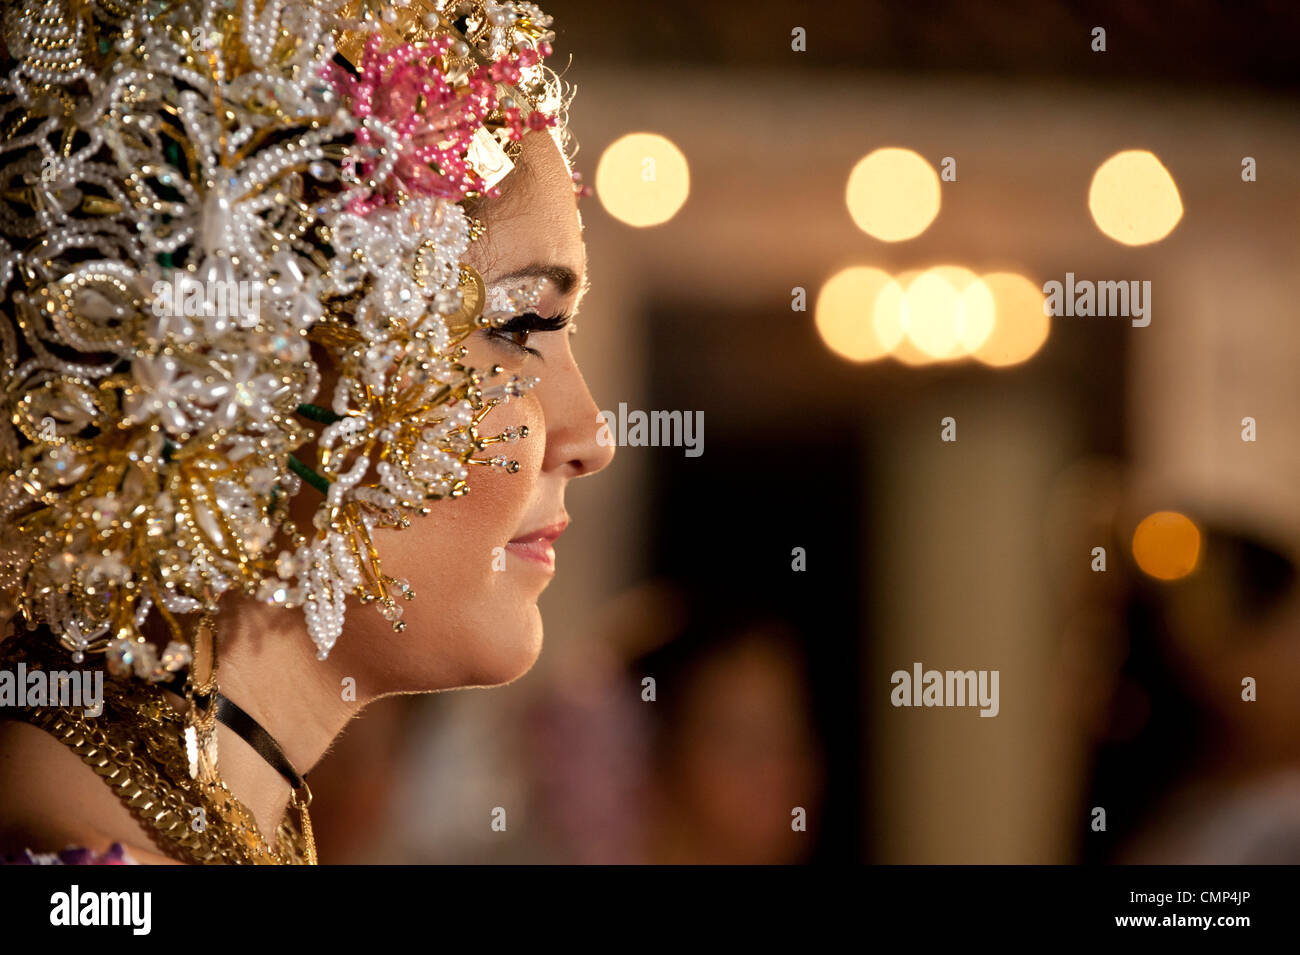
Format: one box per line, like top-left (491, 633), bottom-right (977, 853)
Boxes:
top-left (199, 595), bottom-right (366, 842)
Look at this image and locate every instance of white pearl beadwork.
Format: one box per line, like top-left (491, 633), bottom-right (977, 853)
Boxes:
top-left (0, 0), bottom-right (567, 669)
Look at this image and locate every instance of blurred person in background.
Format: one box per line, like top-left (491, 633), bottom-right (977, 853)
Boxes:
top-left (1083, 524), bottom-right (1300, 863)
top-left (634, 610), bottom-right (825, 864)
top-left (515, 584), bottom-right (824, 863)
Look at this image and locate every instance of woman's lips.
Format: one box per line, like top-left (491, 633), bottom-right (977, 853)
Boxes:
top-left (505, 538), bottom-right (555, 569)
top-left (506, 520), bottom-right (567, 571)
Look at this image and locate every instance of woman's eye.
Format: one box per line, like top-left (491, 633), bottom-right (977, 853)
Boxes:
top-left (484, 311), bottom-right (571, 359)
top-left (486, 327), bottom-right (540, 357)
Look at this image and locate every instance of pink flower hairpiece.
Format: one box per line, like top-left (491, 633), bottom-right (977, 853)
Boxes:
top-left (330, 33), bottom-right (558, 214)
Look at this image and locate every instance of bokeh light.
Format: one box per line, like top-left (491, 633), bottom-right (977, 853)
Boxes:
top-left (902, 270), bottom-right (963, 358)
top-left (814, 266), bottom-right (895, 362)
top-left (869, 267), bottom-right (995, 364)
top-left (817, 267), bottom-right (1049, 369)
top-left (845, 147), bottom-right (941, 242)
top-left (595, 132), bottom-right (690, 227)
top-left (926, 265), bottom-right (995, 358)
top-left (1132, 510), bottom-right (1202, 581)
top-left (888, 335), bottom-right (936, 367)
top-left (972, 272), bottom-right (1050, 367)
top-left (871, 271), bottom-right (911, 356)
top-left (1088, 150), bottom-right (1183, 246)
top-left (873, 269), bottom-right (938, 366)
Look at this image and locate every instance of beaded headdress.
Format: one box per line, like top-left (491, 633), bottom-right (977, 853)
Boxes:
top-left (0, 0), bottom-right (581, 677)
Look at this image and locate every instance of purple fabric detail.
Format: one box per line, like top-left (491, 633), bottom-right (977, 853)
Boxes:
top-left (1, 842), bottom-right (137, 865)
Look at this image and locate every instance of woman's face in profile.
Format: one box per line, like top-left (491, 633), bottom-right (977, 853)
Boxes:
top-left (307, 130), bottom-right (614, 694)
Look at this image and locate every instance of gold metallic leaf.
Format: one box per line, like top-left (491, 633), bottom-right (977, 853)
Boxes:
top-left (442, 264), bottom-right (486, 337)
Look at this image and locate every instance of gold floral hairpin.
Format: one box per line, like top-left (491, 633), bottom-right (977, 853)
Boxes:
top-left (0, 0), bottom-right (576, 672)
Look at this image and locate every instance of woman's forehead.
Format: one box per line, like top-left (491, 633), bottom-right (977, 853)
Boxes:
top-left (478, 133), bottom-right (587, 295)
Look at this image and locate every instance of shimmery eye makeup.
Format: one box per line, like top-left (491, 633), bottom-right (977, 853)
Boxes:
top-left (485, 311), bottom-right (572, 357)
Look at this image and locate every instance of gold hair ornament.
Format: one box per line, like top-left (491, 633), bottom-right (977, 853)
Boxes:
top-left (0, 0), bottom-right (577, 676)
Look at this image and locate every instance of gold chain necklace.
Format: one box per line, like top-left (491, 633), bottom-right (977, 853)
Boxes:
top-left (0, 639), bottom-right (316, 865)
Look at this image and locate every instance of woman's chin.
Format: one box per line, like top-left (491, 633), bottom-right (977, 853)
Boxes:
top-left (451, 603), bottom-right (545, 689)
top-left (352, 588), bottom-right (546, 693)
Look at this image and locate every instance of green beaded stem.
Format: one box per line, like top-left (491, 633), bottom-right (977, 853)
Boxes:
top-left (295, 403), bottom-right (342, 424)
top-left (287, 454), bottom-right (331, 494)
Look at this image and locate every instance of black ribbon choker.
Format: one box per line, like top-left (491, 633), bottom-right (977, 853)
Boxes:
top-left (211, 693), bottom-right (305, 791)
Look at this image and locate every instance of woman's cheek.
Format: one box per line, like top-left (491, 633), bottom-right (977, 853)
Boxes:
top-left (354, 391), bottom-right (546, 689)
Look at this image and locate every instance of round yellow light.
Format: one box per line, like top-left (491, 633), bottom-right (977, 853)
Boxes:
top-left (845, 148), bottom-right (941, 242)
top-left (1132, 511), bottom-right (1201, 581)
top-left (1088, 150), bottom-right (1183, 246)
top-left (903, 270), bottom-right (962, 358)
top-left (871, 272), bottom-right (910, 353)
top-left (972, 272), bottom-right (1050, 368)
top-left (595, 132), bottom-right (690, 227)
top-left (870, 270), bottom-right (932, 366)
top-left (945, 267), bottom-right (995, 355)
top-left (814, 266), bottom-right (895, 362)
top-left (903, 266), bottom-right (996, 360)
top-left (889, 335), bottom-right (935, 367)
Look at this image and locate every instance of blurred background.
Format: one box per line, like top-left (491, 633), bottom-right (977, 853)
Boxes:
top-left (308, 0), bottom-right (1300, 863)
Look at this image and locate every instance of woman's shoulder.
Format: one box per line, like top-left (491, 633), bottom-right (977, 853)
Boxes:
top-left (0, 720), bottom-right (181, 865)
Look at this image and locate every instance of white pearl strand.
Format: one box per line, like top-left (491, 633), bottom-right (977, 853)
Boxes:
top-left (0, 0), bottom-right (563, 673)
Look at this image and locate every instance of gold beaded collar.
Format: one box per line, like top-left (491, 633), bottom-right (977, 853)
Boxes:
top-left (0, 636), bottom-right (315, 865)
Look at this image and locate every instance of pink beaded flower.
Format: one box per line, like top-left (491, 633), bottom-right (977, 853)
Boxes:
top-left (330, 34), bottom-right (558, 214)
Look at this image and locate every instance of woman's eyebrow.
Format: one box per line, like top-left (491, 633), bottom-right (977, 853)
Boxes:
top-left (489, 263), bottom-right (582, 296)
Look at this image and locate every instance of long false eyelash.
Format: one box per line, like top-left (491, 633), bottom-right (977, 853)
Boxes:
top-left (485, 311), bottom-right (571, 357)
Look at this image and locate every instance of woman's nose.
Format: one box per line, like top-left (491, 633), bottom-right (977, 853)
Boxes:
top-left (538, 351), bottom-right (616, 478)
